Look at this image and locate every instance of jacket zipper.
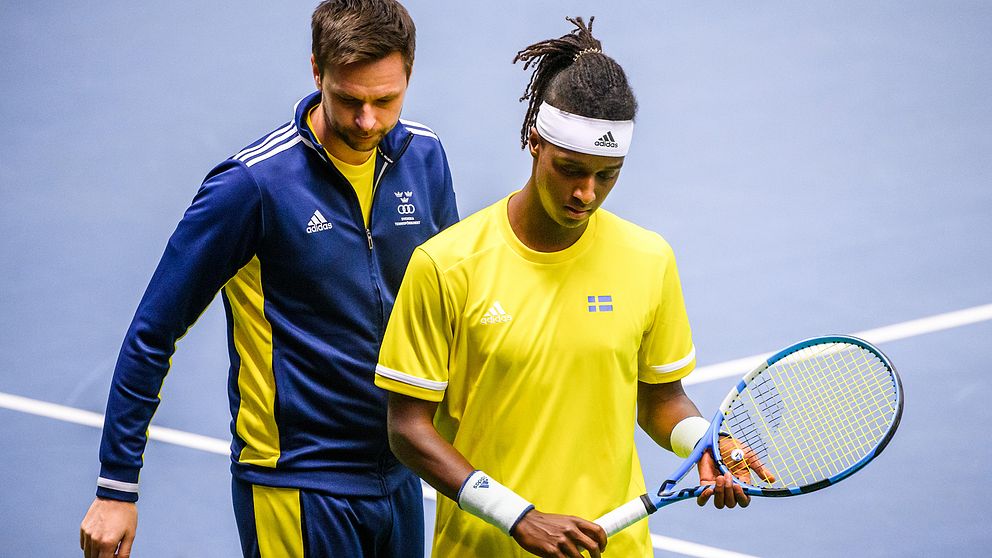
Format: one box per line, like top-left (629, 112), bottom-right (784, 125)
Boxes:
top-left (365, 133), bottom-right (412, 354)
top-left (365, 133), bottom-right (412, 251)
top-left (365, 158), bottom-right (390, 251)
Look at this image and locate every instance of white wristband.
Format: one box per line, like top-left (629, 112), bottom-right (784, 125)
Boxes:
top-left (670, 416), bottom-right (710, 458)
top-left (457, 470), bottom-right (535, 534)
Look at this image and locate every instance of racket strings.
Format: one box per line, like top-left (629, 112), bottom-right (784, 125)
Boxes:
top-left (775, 343), bottom-right (894, 484)
top-left (783, 348), bottom-right (868, 481)
top-left (722, 342), bottom-right (898, 490)
top-left (779, 348), bottom-right (879, 483)
top-left (769, 344), bottom-right (895, 485)
top-left (813, 349), bottom-right (893, 466)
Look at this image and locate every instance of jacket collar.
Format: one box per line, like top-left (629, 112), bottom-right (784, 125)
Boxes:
top-left (293, 91), bottom-right (412, 164)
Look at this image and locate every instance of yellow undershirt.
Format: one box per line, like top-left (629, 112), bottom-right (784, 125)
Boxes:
top-left (307, 107), bottom-right (376, 226)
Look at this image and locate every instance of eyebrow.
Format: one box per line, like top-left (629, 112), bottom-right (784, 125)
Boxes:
top-left (555, 156), bottom-right (624, 171)
top-left (336, 92), bottom-right (399, 102)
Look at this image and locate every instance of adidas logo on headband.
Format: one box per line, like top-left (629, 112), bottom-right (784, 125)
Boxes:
top-left (535, 102), bottom-right (634, 157)
top-left (594, 131), bottom-right (619, 149)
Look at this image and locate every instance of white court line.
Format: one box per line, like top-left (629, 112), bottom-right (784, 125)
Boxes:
top-left (651, 534), bottom-right (760, 558)
top-left (684, 302), bottom-right (992, 386)
top-left (0, 392), bottom-right (230, 455)
top-left (2, 302), bottom-right (990, 557)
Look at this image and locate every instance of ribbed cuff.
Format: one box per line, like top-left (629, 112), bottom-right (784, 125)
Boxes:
top-left (96, 464), bottom-right (141, 502)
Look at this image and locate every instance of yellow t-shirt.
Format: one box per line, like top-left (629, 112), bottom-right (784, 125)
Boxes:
top-left (307, 107), bottom-right (376, 225)
top-left (375, 194), bottom-right (696, 557)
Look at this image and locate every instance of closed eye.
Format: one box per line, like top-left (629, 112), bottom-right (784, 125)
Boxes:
top-left (555, 162), bottom-right (586, 177)
top-left (335, 94), bottom-right (362, 106)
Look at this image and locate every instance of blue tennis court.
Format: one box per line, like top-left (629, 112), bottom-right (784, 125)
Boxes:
top-left (2, 1), bottom-right (990, 556)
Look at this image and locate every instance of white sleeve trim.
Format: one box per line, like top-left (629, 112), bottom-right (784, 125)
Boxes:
top-left (376, 364), bottom-right (448, 391)
top-left (649, 344), bottom-right (696, 373)
top-left (97, 477), bottom-right (139, 493)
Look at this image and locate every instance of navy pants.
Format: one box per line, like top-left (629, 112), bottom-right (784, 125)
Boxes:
top-left (232, 475), bottom-right (425, 557)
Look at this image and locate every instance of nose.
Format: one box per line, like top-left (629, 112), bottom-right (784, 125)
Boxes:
top-left (573, 177), bottom-right (596, 206)
top-left (355, 104), bottom-right (376, 132)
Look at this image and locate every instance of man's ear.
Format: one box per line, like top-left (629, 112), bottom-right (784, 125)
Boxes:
top-left (310, 54), bottom-right (321, 89)
top-left (528, 127), bottom-right (541, 157)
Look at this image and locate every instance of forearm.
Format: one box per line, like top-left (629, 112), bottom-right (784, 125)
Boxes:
top-left (97, 315), bottom-right (188, 501)
top-left (386, 392), bottom-right (473, 501)
top-left (386, 394), bottom-right (603, 549)
top-left (637, 380), bottom-right (704, 451)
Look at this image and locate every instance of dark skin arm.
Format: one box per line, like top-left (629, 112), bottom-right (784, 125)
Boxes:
top-left (636, 380), bottom-right (750, 508)
top-left (387, 392), bottom-right (608, 558)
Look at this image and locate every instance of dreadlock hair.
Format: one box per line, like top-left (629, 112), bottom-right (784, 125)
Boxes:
top-left (513, 16), bottom-right (638, 149)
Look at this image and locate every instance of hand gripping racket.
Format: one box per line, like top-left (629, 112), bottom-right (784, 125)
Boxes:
top-left (595, 335), bottom-right (903, 536)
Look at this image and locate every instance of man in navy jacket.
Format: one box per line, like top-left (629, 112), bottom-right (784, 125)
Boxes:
top-left (79, 2), bottom-right (458, 556)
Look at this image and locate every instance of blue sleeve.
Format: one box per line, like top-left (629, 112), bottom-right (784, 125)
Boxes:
top-left (96, 161), bottom-right (262, 502)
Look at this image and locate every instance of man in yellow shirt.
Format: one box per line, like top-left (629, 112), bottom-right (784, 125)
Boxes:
top-left (376, 17), bottom-right (750, 557)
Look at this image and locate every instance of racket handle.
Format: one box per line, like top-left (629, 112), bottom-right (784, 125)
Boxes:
top-left (593, 494), bottom-right (656, 537)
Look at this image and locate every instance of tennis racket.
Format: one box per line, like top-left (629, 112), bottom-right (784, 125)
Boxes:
top-left (595, 335), bottom-right (903, 536)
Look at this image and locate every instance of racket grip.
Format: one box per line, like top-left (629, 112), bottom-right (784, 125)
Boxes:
top-left (593, 495), bottom-right (655, 537)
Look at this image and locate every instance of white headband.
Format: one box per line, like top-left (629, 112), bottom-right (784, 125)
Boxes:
top-left (534, 101), bottom-right (634, 157)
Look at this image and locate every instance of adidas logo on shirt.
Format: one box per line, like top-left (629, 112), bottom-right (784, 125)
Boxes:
top-left (473, 476), bottom-right (490, 489)
top-left (594, 131), bottom-right (619, 149)
top-left (306, 210), bottom-right (333, 234)
top-left (480, 301), bottom-right (513, 325)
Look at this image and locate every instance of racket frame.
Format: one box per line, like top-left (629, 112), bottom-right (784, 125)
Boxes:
top-left (594, 334), bottom-right (903, 535)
